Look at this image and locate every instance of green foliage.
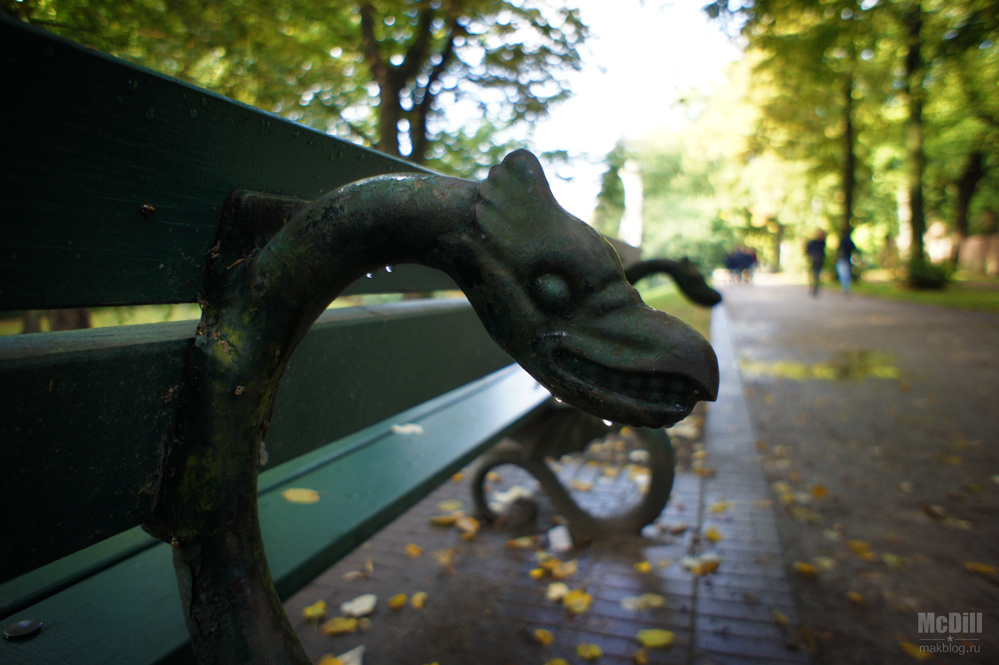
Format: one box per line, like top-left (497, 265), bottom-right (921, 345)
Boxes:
top-left (7, 0), bottom-right (588, 174)
top-left (905, 259), bottom-right (952, 289)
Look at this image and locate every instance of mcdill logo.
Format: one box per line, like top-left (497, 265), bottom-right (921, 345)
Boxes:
top-left (917, 612), bottom-right (982, 656)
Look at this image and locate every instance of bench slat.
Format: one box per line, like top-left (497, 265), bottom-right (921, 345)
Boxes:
top-left (0, 366), bottom-right (547, 665)
top-left (0, 299), bottom-right (511, 582)
top-left (0, 18), bottom-right (451, 310)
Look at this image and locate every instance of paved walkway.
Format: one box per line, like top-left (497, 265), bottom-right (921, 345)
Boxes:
top-left (718, 281), bottom-right (999, 664)
top-left (285, 297), bottom-right (811, 665)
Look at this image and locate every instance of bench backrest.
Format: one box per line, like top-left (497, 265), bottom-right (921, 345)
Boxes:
top-left (0, 16), bottom-right (638, 592)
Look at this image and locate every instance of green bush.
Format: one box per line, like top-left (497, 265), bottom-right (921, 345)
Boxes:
top-left (905, 261), bottom-right (951, 290)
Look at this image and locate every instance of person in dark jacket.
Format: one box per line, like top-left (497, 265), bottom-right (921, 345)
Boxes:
top-left (805, 230), bottom-right (826, 297)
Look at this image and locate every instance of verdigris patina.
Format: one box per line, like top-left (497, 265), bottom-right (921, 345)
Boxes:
top-left (146, 150), bottom-right (718, 664)
top-left (472, 256), bottom-right (722, 543)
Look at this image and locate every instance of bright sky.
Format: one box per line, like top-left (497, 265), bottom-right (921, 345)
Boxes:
top-left (532, 0), bottom-right (742, 221)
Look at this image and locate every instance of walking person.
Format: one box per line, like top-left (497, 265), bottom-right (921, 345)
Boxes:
top-left (836, 232), bottom-right (858, 294)
top-left (805, 230), bottom-right (826, 297)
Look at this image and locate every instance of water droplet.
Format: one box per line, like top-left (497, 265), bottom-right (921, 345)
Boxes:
top-left (602, 419), bottom-right (613, 427)
top-left (554, 397), bottom-right (563, 404)
top-left (365, 273), bottom-right (374, 279)
top-left (385, 265), bottom-right (393, 273)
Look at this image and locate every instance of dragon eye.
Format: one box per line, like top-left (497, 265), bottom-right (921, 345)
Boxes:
top-left (533, 273), bottom-right (572, 313)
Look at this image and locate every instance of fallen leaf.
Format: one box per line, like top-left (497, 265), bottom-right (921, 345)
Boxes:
top-left (632, 648), bottom-right (649, 664)
top-left (432, 548), bottom-right (456, 573)
top-left (405, 543), bottom-right (423, 558)
top-left (937, 453), bottom-right (964, 466)
top-left (455, 515), bottom-right (480, 540)
top-left (451, 472), bottom-right (464, 482)
top-left (621, 593), bottom-right (667, 611)
top-left (846, 591), bottom-right (866, 605)
top-left (544, 659), bottom-right (569, 665)
top-left (899, 640), bottom-right (932, 661)
top-left (707, 500), bottom-right (730, 514)
top-left (682, 554), bottom-right (721, 576)
top-left (772, 609), bottom-right (789, 627)
top-left (411, 591), bottom-right (428, 609)
top-left (533, 628), bottom-right (554, 647)
top-left (636, 628), bottom-right (675, 649)
top-left (703, 527), bottom-right (723, 543)
top-left (847, 540), bottom-right (877, 562)
top-left (810, 484), bottom-right (828, 499)
top-left (281, 488), bottom-right (320, 504)
top-left (576, 643), bottom-right (603, 660)
top-left (437, 499), bottom-right (464, 512)
top-left (428, 513), bottom-right (463, 527)
top-left (505, 536), bottom-right (536, 549)
top-left (320, 617), bottom-right (359, 636)
top-left (793, 561), bottom-right (818, 578)
top-left (388, 593), bottom-right (408, 610)
top-left (316, 656), bottom-right (344, 665)
top-left (812, 556), bottom-right (836, 571)
top-left (562, 589), bottom-right (593, 614)
top-left (964, 561), bottom-right (998, 577)
top-left (340, 594), bottom-right (377, 618)
top-left (328, 646), bottom-right (364, 665)
top-left (391, 423), bottom-right (424, 435)
top-left (882, 553), bottom-right (904, 568)
top-left (568, 479), bottom-right (594, 492)
top-left (633, 560), bottom-right (652, 574)
top-left (303, 599), bottom-right (328, 622)
top-left (546, 582), bottom-right (570, 602)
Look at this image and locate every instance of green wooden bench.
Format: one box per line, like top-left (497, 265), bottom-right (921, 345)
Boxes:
top-left (0, 17), bottom-right (717, 665)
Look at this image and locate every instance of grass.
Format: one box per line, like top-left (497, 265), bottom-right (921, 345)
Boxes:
top-left (636, 282), bottom-right (714, 339)
top-left (851, 270), bottom-right (999, 313)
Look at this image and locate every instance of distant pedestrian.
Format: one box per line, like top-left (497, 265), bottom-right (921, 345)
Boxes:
top-left (836, 233), bottom-right (858, 294)
top-left (805, 230), bottom-right (826, 297)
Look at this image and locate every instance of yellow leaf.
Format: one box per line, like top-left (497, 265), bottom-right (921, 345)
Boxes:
top-left (964, 561), bottom-right (998, 576)
top-left (632, 648), bottom-right (649, 664)
top-left (810, 484), bottom-right (828, 499)
top-left (389, 593), bottom-right (408, 610)
top-left (793, 561), bottom-right (818, 578)
top-left (633, 560), bottom-right (652, 574)
top-left (533, 628), bottom-right (554, 647)
top-left (281, 488), bottom-right (320, 504)
top-left (562, 589), bottom-right (593, 614)
top-left (429, 513), bottom-right (462, 527)
top-left (544, 660), bottom-right (569, 665)
top-left (546, 582), bottom-right (570, 602)
top-left (772, 609), bottom-right (789, 627)
top-left (847, 540), bottom-right (877, 561)
top-left (707, 500), bottom-right (730, 514)
top-left (302, 599), bottom-right (328, 622)
top-left (411, 591), bottom-right (428, 609)
top-left (847, 591), bottom-right (866, 605)
top-left (437, 499), bottom-right (464, 512)
top-left (455, 515), bottom-right (480, 539)
top-left (636, 628), bottom-right (675, 649)
top-left (569, 479), bottom-right (594, 492)
top-left (451, 471), bottom-right (464, 482)
top-left (529, 568), bottom-right (547, 580)
top-left (486, 471), bottom-right (503, 482)
top-left (316, 656), bottom-right (344, 665)
top-left (621, 593), bottom-right (666, 611)
top-left (704, 527), bottom-right (723, 543)
top-left (320, 617), bottom-right (358, 636)
top-left (405, 543), bottom-right (424, 558)
top-left (899, 640), bottom-right (932, 661)
top-left (576, 642), bottom-right (603, 660)
top-left (505, 536), bottom-right (535, 549)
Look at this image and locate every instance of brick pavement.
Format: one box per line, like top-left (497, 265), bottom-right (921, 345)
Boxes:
top-left (285, 304), bottom-right (808, 665)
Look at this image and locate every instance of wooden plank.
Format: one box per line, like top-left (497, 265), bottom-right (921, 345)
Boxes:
top-left (0, 17), bottom-right (434, 310)
top-left (0, 299), bottom-right (512, 582)
top-left (0, 366), bottom-right (547, 665)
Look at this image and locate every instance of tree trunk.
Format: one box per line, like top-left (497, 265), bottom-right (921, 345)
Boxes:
top-left (950, 150), bottom-right (984, 268)
top-left (842, 72), bottom-right (856, 239)
top-left (903, 3), bottom-right (927, 275)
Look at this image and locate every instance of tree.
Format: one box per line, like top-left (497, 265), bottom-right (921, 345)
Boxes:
top-left (5, 0), bottom-right (588, 175)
